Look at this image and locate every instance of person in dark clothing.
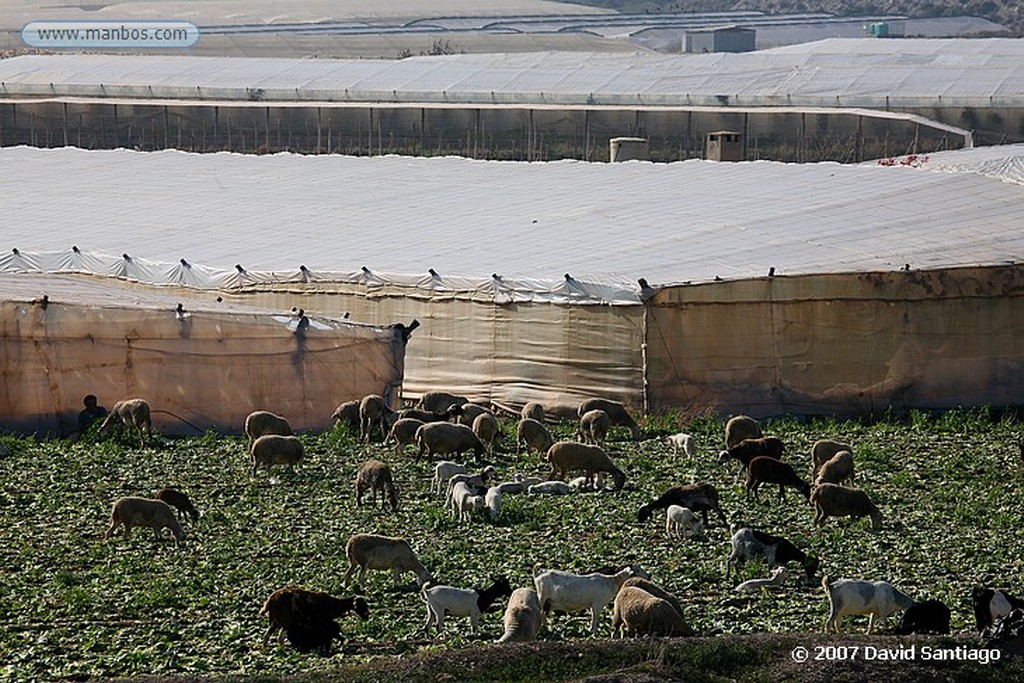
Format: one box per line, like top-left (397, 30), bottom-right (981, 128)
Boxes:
top-left (78, 394), bottom-right (108, 434)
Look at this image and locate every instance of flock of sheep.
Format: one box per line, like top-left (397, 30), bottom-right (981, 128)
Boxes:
top-left (94, 392), bottom-right (1024, 656)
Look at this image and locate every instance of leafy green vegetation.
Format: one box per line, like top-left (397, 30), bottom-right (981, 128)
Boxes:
top-left (1, 409), bottom-right (1022, 681)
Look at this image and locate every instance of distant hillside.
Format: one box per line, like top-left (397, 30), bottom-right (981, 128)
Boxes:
top-left (569, 0), bottom-right (1023, 35)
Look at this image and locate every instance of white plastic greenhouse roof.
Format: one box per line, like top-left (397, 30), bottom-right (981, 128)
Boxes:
top-left (2, 38), bottom-right (1023, 108)
top-left (2, 144), bottom-right (1024, 304)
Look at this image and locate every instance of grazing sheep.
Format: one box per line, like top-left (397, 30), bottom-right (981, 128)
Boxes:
top-left (546, 441), bottom-right (626, 491)
top-left (417, 391), bottom-right (469, 414)
top-left (577, 398), bottom-right (641, 440)
top-left (450, 403), bottom-right (489, 427)
top-left (533, 564), bottom-right (640, 636)
top-left (105, 496), bottom-right (184, 541)
top-left (449, 481), bottom-right (486, 522)
top-left (98, 398), bottom-right (152, 447)
top-left (814, 450), bottom-right (855, 487)
top-left (527, 481), bottom-right (572, 495)
top-left (637, 483), bottom-right (727, 526)
top-left (153, 488), bottom-right (199, 524)
top-left (244, 410), bottom-right (293, 448)
top-left (811, 483), bottom-right (882, 529)
top-left (811, 439), bottom-right (852, 477)
top-left (396, 408), bottom-right (449, 423)
top-left (665, 505), bottom-right (702, 539)
top-left (822, 576), bottom-right (914, 634)
top-left (517, 418), bottom-right (554, 457)
top-left (359, 394), bottom-right (391, 442)
top-left (497, 588), bottom-right (543, 643)
top-left (432, 461), bottom-right (467, 494)
top-left (665, 432), bottom-right (696, 457)
top-left (330, 400), bottom-right (361, 431)
top-left (422, 576), bottom-right (513, 637)
top-left (388, 418), bottom-right (425, 456)
top-left (259, 587), bottom-right (369, 652)
top-left (726, 527), bottom-right (819, 580)
top-left (416, 422), bottom-right (486, 460)
top-left (746, 457), bottom-right (811, 503)
top-left (611, 585), bottom-right (693, 638)
top-left (718, 437), bottom-right (786, 475)
top-left (472, 412), bottom-right (500, 454)
top-left (735, 567), bottom-right (790, 592)
top-left (520, 402), bottom-right (546, 423)
top-left (443, 466), bottom-right (497, 503)
top-left (618, 576), bottom-right (685, 619)
top-left (973, 588), bottom-right (1024, 632)
top-left (895, 599), bottom-right (951, 635)
top-left (484, 486), bottom-right (502, 522)
top-left (354, 459), bottom-right (399, 511)
top-left (250, 434), bottom-right (305, 476)
top-left (724, 415), bottom-right (762, 449)
top-left (569, 474), bottom-right (607, 491)
top-left (341, 534), bottom-right (432, 588)
top-left (577, 409), bottom-right (611, 447)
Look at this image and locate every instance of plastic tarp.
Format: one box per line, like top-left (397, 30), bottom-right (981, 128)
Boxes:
top-left (0, 273), bottom-right (407, 435)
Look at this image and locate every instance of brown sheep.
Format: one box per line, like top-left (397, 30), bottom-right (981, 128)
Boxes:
top-left (355, 459), bottom-right (399, 510)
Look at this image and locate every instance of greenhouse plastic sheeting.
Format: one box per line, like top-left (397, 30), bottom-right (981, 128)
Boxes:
top-left (0, 274), bottom-right (407, 435)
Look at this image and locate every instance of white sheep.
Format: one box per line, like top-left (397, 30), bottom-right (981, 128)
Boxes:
top-left (422, 576), bottom-right (512, 637)
top-left (822, 576), bottom-right (914, 633)
top-left (665, 505), bottom-right (703, 539)
top-left (497, 588), bottom-right (543, 643)
top-left (105, 496), bottom-right (184, 541)
top-left (611, 584), bottom-right (694, 638)
top-left (449, 481), bottom-right (485, 522)
top-left (516, 418), bottom-right (554, 457)
top-left (244, 410), bottom-right (293, 447)
top-left (432, 461), bottom-right (467, 494)
top-left (547, 441), bottom-right (626, 491)
top-left (534, 564), bottom-right (640, 637)
top-left (484, 485), bottom-right (502, 522)
top-left (443, 466), bottom-right (496, 505)
top-left (665, 432), bottom-right (696, 457)
top-left (814, 450), bottom-right (855, 486)
top-left (735, 567), bottom-right (790, 592)
top-left (341, 533), bottom-right (432, 588)
top-left (250, 434), bottom-right (305, 476)
top-left (388, 418), bottom-right (425, 456)
top-left (527, 481), bottom-right (572, 495)
top-left (811, 483), bottom-right (882, 529)
top-left (495, 478), bottom-right (541, 495)
top-left (569, 475), bottom-right (607, 491)
top-left (520, 402), bottom-right (546, 423)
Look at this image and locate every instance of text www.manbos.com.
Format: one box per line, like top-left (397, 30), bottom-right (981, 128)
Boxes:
top-left (22, 21), bottom-right (199, 48)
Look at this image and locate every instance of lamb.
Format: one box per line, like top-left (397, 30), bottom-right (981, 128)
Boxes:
top-left (354, 459), bottom-right (399, 511)
top-left (577, 409), bottom-right (611, 447)
top-left (520, 402), bottom-right (545, 422)
top-left (718, 436), bottom-right (786, 474)
top-left (735, 567), bottom-right (790, 592)
top-left (726, 527), bottom-right (820, 580)
top-left (244, 410), bottom-right (293, 448)
top-left (259, 587), bottom-right (370, 652)
top-left (516, 418), bottom-right (554, 457)
top-left (665, 505), bottom-right (702, 539)
top-left (577, 398), bottom-right (641, 440)
top-left (495, 477), bottom-right (542, 495)
top-left (422, 575), bottom-right (512, 636)
top-left (432, 461), bottom-right (467, 494)
top-left (533, 564), bottom-right (640, 636)
top-left (497, 588), bottom-right (543, 643)
top-left (814, 450), bottom-right (855, 487)
top-left (527, 481), bottom-right (572, 495)
top-left (443, 466), bottom-right (497, 502)
top-left (472, 412), bottom-right (500, 454)
top-left (546, 441), bottom-right (626, 491)
top-left (637, 483), bottom-right (727, 527)
top-left (895, 599), bottom-right (951, 635)
top-left (822, 576), bottom-right (914, 634)
top-left (611, 585), bottom-right (694, 638)
top-left (569, 475), bottom-right (607, 491)
top-left (724, 415), bottom-right (762, 449)
top-left (417, 391), bottom-right (469, 414)
top-left (153, 488), bottom-right (200, 524)
top-left (388, 418), bottom-right (425, 456)
top-left (665, 432), bottom-right (696, 457)
top-left (973, 588), bottom-right (1024, 632)
top-left (811, 439), bottom-right (853, 477)
top-left (98, 398), bottom-right (152, 447)
top-left (746, 456), bottom-right (811, 503)
top-left (250, 434), bottom-right (305, 476)
top-left (811, 483), bottom-right (883, 529)
top-left (416, 422), bottom-right (486, 460)
top-left (105, 496), bottom-right (184, 541)
top-left (449, 481), bottom-right (486, 522)
top-left (359, 394), bottom-right (391, 442)
top-left (341, 533), bottom-right (432, 588)
top-left (330, 400), bottom-right (361, 431)
top-left (484, 485), bottom-right (502, 522)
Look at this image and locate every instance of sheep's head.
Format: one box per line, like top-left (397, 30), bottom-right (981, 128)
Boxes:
top-left (610, 468), bottom-right (626, 491)
top-left (637, 504), bottom-right (653, 523)
top-left (803, 555), bottom-right (821, 579)
top-left (716, 450), bottom-right (731, 464)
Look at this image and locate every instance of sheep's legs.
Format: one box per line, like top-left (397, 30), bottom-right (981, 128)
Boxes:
top-left (590, 607), bottom-right (601, 637)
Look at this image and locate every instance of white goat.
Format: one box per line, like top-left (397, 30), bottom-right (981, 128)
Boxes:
top-left (666, 432), bottom-right (696, 457)
top-left (822, 576), bottom-right (914, 634)
top-left (527, 481), bottom-right (571, 495)
top-left (735, 567), bottom-right (790, 592)
top-left (533, 564), bottom-right (639, 637)
top-left (665, 505), bottom-right (703, 539)
top-left (432, 461), bottom-right (466, 494)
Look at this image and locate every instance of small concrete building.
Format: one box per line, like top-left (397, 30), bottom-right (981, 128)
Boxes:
top-left (706, 131), bottom-right (744, 161)
top-left (685, 26), bottom-right (756, 53)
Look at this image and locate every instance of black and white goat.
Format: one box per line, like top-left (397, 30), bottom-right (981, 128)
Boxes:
top-left (726, 527), bottom-right (819, 580)
top-left (973, 587), bottom-right (1024, 632)
top-left (637, 483), bottom-right (727, 527)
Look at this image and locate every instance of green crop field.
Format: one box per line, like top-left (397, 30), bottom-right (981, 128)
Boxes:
top-left (1, 408), bottom-right (1022, 681)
